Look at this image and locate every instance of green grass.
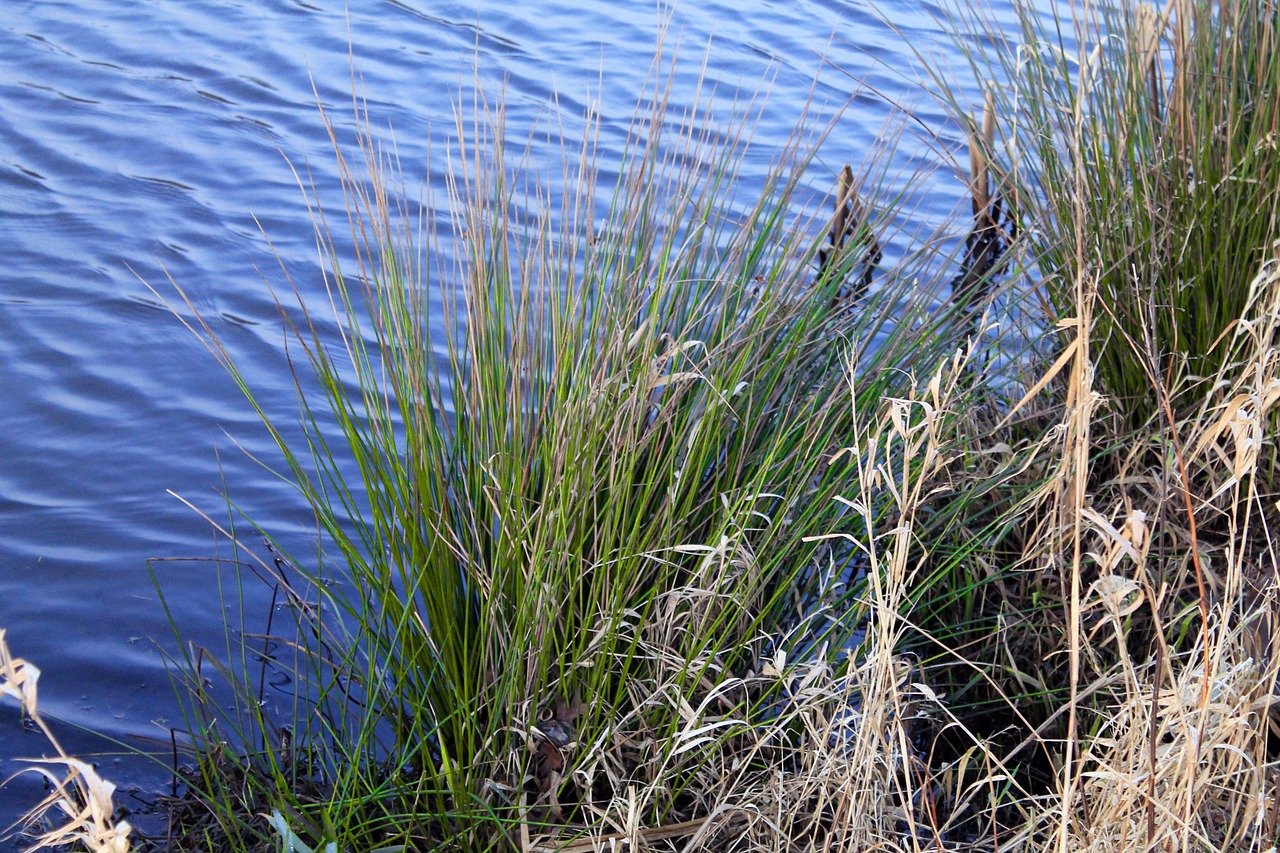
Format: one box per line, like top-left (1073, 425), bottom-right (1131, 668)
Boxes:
top-left (919, 0), bottom-right (1280, 428)
top-left (152, 60), bottom-right (988, 851)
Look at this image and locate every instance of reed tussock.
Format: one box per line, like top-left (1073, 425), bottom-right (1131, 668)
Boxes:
top-left (924, 0), bottom-right (1280, 427)
top-left (139, 56), bottom-right (995, 851)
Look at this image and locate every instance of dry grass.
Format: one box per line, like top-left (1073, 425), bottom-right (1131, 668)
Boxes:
top-left (1, 631), bottom-right (133, 853)
top-left (1047, 253), bottom-right (1280, 853)
top-left (904, 256), bottom-right (1280, 852)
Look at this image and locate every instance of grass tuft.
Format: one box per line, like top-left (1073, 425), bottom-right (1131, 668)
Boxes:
top-left (927, 0), bottom-right (1280, 427)
top-left (150, 55), bottom-right (986, 851)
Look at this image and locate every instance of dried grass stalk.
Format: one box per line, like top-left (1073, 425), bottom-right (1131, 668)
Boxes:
top-left (1, 631), bottom-right (132, 853)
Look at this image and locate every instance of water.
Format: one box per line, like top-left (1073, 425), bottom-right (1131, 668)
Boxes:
top-left (0, 0), bottom-right (1007, 838)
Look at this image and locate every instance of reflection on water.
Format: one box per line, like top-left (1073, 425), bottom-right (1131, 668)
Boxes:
top-left (0, 0), bottom-right (1006, 832)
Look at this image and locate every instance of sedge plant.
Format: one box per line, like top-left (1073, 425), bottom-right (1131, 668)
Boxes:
top-left (922, 0), bottom-right (1280, 428)
top-left (152, 54), bottom-right (990, 851)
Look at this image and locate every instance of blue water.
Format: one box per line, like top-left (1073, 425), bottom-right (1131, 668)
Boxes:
top-left (0, 0), bottom-right (1011, 839)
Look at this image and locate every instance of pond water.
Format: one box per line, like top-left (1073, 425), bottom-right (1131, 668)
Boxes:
top-left (0, 0), bottom-right (1022, 840)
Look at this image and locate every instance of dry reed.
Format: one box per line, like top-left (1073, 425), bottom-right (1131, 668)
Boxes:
top-left (1, 631), bottom-right (133, 853)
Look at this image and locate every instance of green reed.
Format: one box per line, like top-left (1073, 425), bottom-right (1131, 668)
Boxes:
top-left (153, 58), bottom-right (986, 851)
top-left (925, 0), bottom-right (1280, 427)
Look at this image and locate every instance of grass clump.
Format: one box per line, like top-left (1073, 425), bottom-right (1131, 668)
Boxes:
top-left (870, 0), bottom-right (1280, 847)
top-left (929, 0), bottom-right (1280, 427)
top-left (151, 58), bottom-right (985, 851)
